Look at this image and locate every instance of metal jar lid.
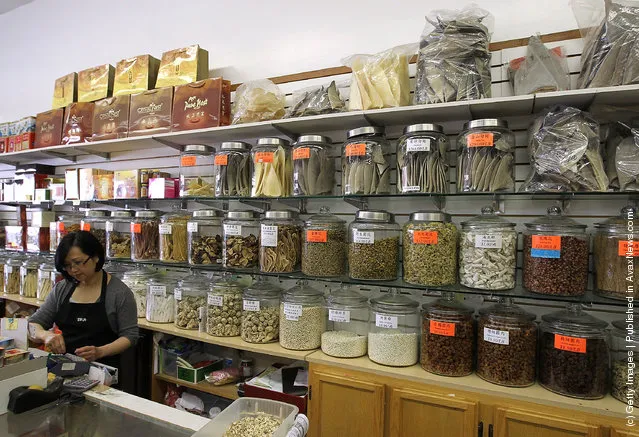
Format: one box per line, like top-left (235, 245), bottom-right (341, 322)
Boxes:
top-left (220, 141), bottom-right (251, 151)
top-left (463, 119), bottom-right (508, 130)
top-left (347, 126), bottom-right (384, 139)
top-left (356, 210), bottom-right (393, 222)
top-left (264, 210), bottom-right (298, 219)
top-left (135, 210), bottom-right (161, 218)
top-left (84, 209), bottom-right (109, 217)
top-left (192, 209), bottom-right (222, 218)
top-left (403, 124), bottom-right (444, 135)
top-left (410, 210), bottom-right (451, 223)
top-left (226, 210), bottom-right (259, 220)
top-left (295, 135), bottom-right (332, 146)
top-left (110, 210), bottom-right (135, 218)
top-left (256, 137), bottom-right (290, 147)
top-left (183, 144), bottom-right (214, 154)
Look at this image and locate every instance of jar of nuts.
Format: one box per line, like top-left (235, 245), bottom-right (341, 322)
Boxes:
top-left (20, 257), bottom-right (40, 298)
top-left (174, 273), bottom-right (208, 330)
top-left (106, 210), bottom-right (134, 259)
top-left (523, 207), bottom-right (589, 296)
top-left (54, 211), bottom-right (82, 251)
top-left (260, 210), bottom-right (302, 273)
top-left (159, 211), bottom-right (190, 263)
top-left (280, 281), bottom-right (326, 351)
top-left (131, 210), bottom-right (161, 262)
top-left (322, 285), bottom-right (369, 358)
top-left (4, 256), bottom-right (24, 294)
top-left (241, 278), bottom-right (282, 344)
top-left (302, 207), bottom-right (346, 277)
top-left (207, 278), bottom-right (244, 337)
top-left (81, 209), bottom-right (109, 249)
top-left (214, 141), bottom-right (252, 197)
top-left (188, 209), bottom-right (223, 265)
top-left (223, 210), bottom-right (260, 269)
top-left (610, 319), bottom-right (639, 404)
top-left (180, 144), bottom-right (216, 198)
top-left (348, 210), bottom-right (400, 281)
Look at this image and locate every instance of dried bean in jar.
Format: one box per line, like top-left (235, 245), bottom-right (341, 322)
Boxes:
top-left (279, 304), bottom-right (325, 350)
top-left (368, 332), bottom-right (418, 367)
top-left (421, 317), bottom-right (474, 376)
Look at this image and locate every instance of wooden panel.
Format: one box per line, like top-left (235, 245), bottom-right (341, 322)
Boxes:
top-left (494, 407), bottom-right (604, 437)
top-left (611, 428), bottom-right (639, 437)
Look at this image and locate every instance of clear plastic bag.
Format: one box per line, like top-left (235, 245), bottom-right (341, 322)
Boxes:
top-left (415, 4), bottom-right (494, 104)
top-left (508, 35), bottom-right (570, 95)
top-left (232, 79), bottom-right (286, 124)
top-left (285, 80), bottom-right (347, 118)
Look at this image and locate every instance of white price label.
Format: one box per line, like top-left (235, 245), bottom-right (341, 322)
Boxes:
top-left (353, 231), bottom-right (374, 244)
top-left (284, 303), bottom-right (303, 321)
top-left (261, 225), bottom-right (278, 247)
top-left (475, 234), bottom-right (503, 249)
top-left (159, 224), bottom-right (172, 235)
top-left (208, 294), bottom-right (223, 306)
top-left (50, 272), bottom-right (57, 282)
top-left (105, 222), bottom-right (114, 232)
top-left (187, 222), bottom-right (198, 233)
top-left (20, 266), bottom-right (27, 276)
top-left (174, 289), bottom-right (182, 300)
top-left (329, 309), bottom-right (351, 323)
top-left (243, 300), bottom-right (260, 311)
top-left (484, 327), bottom-right (509, 345)
top-left (150, 285), bottom-right (166, 296)
top-left (406, 138), bottom-right (431, 152)
top-left (402, 185), bottom-right (421, 192)
top-left (375, 313), bottom-right (398, 329)
top-left (224, 224), bottom-right (242, 236)
top-left (5, 266), bottom-right (12, 273)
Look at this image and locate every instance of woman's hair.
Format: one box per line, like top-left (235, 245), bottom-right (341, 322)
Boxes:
top-left (55, 231), bottom-right (105, 281)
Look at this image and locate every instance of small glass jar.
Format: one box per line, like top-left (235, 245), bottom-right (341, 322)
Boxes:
top-left (174, 273), bottom-right (208, 330)
top-left (146, 275), bottom-right (178, 323)
top-left (215, 141), bottom-right (252, 197)
top-left (348, 210), bottom-right (400, 281)
top-left (241, 278), bottom-right (282, 344)
top-left (611, 319), bottom-right (639, 404)
top-left (55, 212), bottom-right (82, 250)
top-left (251, 137), bottom-right (292, 197)
top-left (4, 256), bottom-right (23, 294)
top-left (523, 207), bottom-right (589, 296)
top-left (207, 278), bottom-right (243, 337)
top-left (539, 304), bottom-right (609, 399)
top-left (188, 210), bottom-right (223, 265)
top-left (106, 210), bottom-right (134, 259)
top-left (81, 209), bottom-right (109, 249)
top-left (279, 281), bottom-right (326, 350)
top-left (368, 291), bottom-right (420, 367)
top-left (403, 211), bottom-right (458, 286)
top-left (302, 207), bottom-right (346, 277)
top-left (292, 135), bottom-right (335, 196)
top-left (322, 285), bottom-right (369, 358)
top-left (37, 261), bottom-right (57, 302)
top-left (131, 210), bottom-right (161, 261)
top-left (342, 126), bottom-right (392, 195)
top-left (459, 207), bottom-right (517, 290)
top-left (476, 298), bottom-right (537, 387)
top-left (123, 268), bottom-right (158, 318)
top-left (223, 210), bottom-right (260, 269)
top-left (180, 144), bottom-right (216, 198)
top-left (457, 119), bottom-right (515, 193)
top-left (397, 124), bottom-right (449, 193)
top-left (159, 211), bottom-right (189, 263)
top-left (20, 258), bottom-right (40, 298)
top-left (260, 210), bottom-right (302, 273)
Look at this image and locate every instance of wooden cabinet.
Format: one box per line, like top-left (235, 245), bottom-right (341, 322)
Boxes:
top-left (611, 428), bottom-right (639, 437)
top-left (493, 407), bottom-right (604, 437)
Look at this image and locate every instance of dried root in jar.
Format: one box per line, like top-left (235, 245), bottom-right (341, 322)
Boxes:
top-left (260, 225), bottom-right (301, 273)
top-left (21, 271), bottom-right (38, 298)
top-left (183, 177), bottom-right (214, 197)
top-left (133, 222), bottom-right (159, 260)
top-left (160, 219), bottom-right (188, 263)
top-left (37, 277), bottom-right (54, 301)
top-left (459, 231), bottom-right (516, 290)
top-left (5, 270), bottom-right (20, 294)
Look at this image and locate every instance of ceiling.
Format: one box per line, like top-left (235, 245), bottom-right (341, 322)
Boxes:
top-left (0, 0), bottom-right (34, 15)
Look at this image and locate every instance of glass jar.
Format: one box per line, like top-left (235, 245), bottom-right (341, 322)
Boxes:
top-left (342, 126), bottom-right (391, 195)
top-left (348, 210), bottom-right (400, 280)
top-left (20, 258), bottom-right (40, 298)
top-left (49, 221), bottom-right (57, 253)
top-left (146, 275), bottom-right (178, 323)
top-left (5, 226), bottom-right (24, 251)
top-left (4, 256), bottom-right (23, 294)
top-left (37, 261), bottom-right (57, 302)
top-left (0, 253), bottom-right (7, 293)
top-left (260, 210), bottom-right (302, 273)
top-left (459, 207), bottom-right (517, 290)
top-left (103, 261), bottom-right (132, 279)
top-left (55, 211), bottom-right (82, 250)
top-left (368, 291), bottom-right (420, 367)
top-left (594, 206), bottom-right (639, 300)
top-left (322, 285), bottom-right (369, 358)
top-left (106, 210), bottom-right (134, 259)
top-left (476, 298), bottom-right (537, 387)
top-left (279, 281), bottom-right (326, 350)
top-left (174, 273), bottom-right (208, 330)
top-left (123, 268), bottom-right (157, 318)
top-left (223, 210), bottom-right (260, 269)
top-left (302, 207), bottom-right (346, 277)
top-left (188, 210), bottom-right (223, 265)
top-left (159, 211), bottom-right (189, 263)
top-left (539, 304), bottom-right (609, 399)
top-left (292, 134), bottom-right (335, 196)
top-left (26, 226), bottom-right (50, 253)
top-left (214, 141), bottom-right (252, 197)
top-left (523, 207), bottom-right (589, 296)
top-left (251, 137), bottom-right (292, 197)
top-left (131, 210), bottom-right (161, 261)
top-left (397, 124), bottom-right (449, 193)
top-left (241, 278), bottom-right (282, 344)
top-left (207, 278), bottom-right (243, 337)
top-left (180, 144), bottom-right (216, 198)
top-left (81, 209), bottom-right (108, 249)
top-left (611, 319), bottom-right (639, 404)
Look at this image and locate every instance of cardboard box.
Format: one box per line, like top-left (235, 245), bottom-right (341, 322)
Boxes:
top-left (156, 45), bottom-right (208, 88)
top-left (129, 87), bottom-right (173, 137)
top-left (79, 168), bottom-right (114, 200)
top-left (0, 138), bottom-right (6, 154)
top-left (177, 359), bottom-right (222, 384)
top-left (78, 64), bottom-right (115, 102)
top-left (65, 168), bottom-right (80, 200)
top-left (113, 54), bottom-right (160, 96)
top-left (91, 95), bottom-right (130, 141)
top-left (49, 183), bottom-right (65, 201)
top-left (18, 132), bottom-right (35, 152)
top-left (172, 78), bottom-right (231, 132)
top-left (62, 102), bottom-right (94, 144)
top-left (7, 136), bottom-right (17, 153)
top-left (52, 72), bottom-right (77, 109)
top-left (34, 108), bottom-right (64, 148)
top-left (114, 169), bottom-right (141, 199)
top-left (149, 177), bottom-right (179, 198)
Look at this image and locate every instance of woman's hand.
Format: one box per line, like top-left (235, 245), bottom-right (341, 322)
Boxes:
top-left (44, 333), bottom-right (66, 354)
top-left (75, 345), bottom-right (104, 362)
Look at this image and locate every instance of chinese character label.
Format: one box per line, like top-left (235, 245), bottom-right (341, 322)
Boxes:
top-left (475, 234), bottom-right (503, 249)
top-left (224, 224), bottom-right (242, 236)
top-left (354, 231), bottom-right (375, 244)
top-left (484, 327), bottom-right (509, 345)
top-left (329, 309), bottom-right (351, 323)
top-left (406, 138), bottom-right (431, 152)
top-left (261, 225), bottom-right (278, 247)
top-left (208, 294), bottom-right (224, 306)
top-left (430, 320), bottom-right (455, 336)
top-left (375, 313), bottom-right (398, 329)
top-left (531, 235), bottom-right (561, 258)
top-left (284, 303), bottom-right (303, 321)
top-left (554, 334), bottom-right (586, 353)
top-left (243, 300), bottom-right (260, 312)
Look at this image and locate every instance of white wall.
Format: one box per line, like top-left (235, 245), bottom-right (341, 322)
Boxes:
top-left (0, 0), bottom-right (579, 121)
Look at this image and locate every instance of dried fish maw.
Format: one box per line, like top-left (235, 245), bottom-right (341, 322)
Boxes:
top-left (377, 165), bottom-right (390, 194)
top-left (253, 162), bottom-right (265, 196)
top-left (369, 55), bottom-right (397, 107)
top-left (264, 165), bottom-right (282, 197)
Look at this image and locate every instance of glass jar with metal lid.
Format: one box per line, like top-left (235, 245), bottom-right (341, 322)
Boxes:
top-left (397, 124), bottom-right (449, 194)
top-left (610, 319), bottom-right (639, 404)
top-left (260, 210), bottom-right (302, 273)
top-left (20, 257), bottom-right (40, 298)
top-left (241, 278), bottom-right (282, 344)
top-left (49, 220), bottom-right (57, 253)
top-left (251, 137), bottom-right (292, 197)
top-left (292, 134), bottom-right (335, 196)
top-left (106, 210), bottom-right (134, 259)
top-left (214, 141), bottom-right (252, 197)
top-left (103, 261), bottom-right (132, 279)
top-left (459, 206), bottom-right (517, 290)
top-left (81, 209), bottom-right (109, 249)
top-left (302, 207), bottom-right (346, 277)
top-left (4, 256), bottom-right (24, 294)
top-left (146, 274), bottom-right (178, 323)
top-left (342, 126), bottom-right (392, 195)
top-left (523, 206), bottom-right (589, 296)
top-left (403, 210), bottom-right (458, 286)
top-left (174, 273), bottom-right (208, 330)
top-left (159, 211), bottom-right (190, 263)
top-left (207, 277), bottom-right (243, 337)
top-left (322, 284), bottom-right (369, 358)
top-left (476, 298), bottom-right (537, 387)
top-left (131, 210), bottom-right (161, 261)
top-left (0, 252), bottom-right (8, 293)
top-left (180, 144), bottom-right (216, 198)
top-left (123, 268), bottom-right (158, 317)
top-left (368, 290), bottom-right (420, 367)
top-left (223, 210), bottom-right (260, 269)
top-left (539, 304), bottom-right (609, 399)
top-left (457, 119), bottom-right (515, 193)
top-left (279, 281), bottom-right (326, 350)
top-left (188, 210), bottom-right (223, 265)
top-left (54, 211), bottom-right (83, 251)
top-left (37, 261), bottom-right (57, 302)
top-left (348, 210), bottom-right (400, 281)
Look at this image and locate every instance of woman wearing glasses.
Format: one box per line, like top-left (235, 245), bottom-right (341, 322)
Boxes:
top-left (29, 231), bottom-right (138, 370)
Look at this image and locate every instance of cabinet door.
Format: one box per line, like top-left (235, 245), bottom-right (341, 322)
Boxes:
top-left (388, 387), bottom-right (478, 437)
top-left (611, 428), bottom-right (639, 437)
top-left (308, 369), bottom-right (385, 437)
top-left (494, 407), bottom-right (603, 437)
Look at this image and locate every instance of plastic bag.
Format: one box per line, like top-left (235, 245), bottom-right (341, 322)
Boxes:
top-left (415, 4), bottom-right (494, 104)
top-left (285, 80), bottom-right (347, 118)
top-left (509, 35), bottom-right (570, 94)
top-left (572, 0), bottom-right (639, 88)
top-left (205, 367), bottom-right (241, 386)
top-left (520, 106), bottom-right (608, 192)
top-left (343, 44), bottom-right (416, 110)
top-left (232, 79), bottom-right (286, 124)
top-left (602, 120), bottom-right (639, 190)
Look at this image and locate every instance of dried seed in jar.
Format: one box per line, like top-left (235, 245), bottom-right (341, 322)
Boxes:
top-left (368, 331), bottom-right (418, 366)
top-left (421, 317), bottom-right (474, 376)
top-left (348, 237), bottom-right (399, 280)
top-left (403, 222), bottom-right (457, 286)
top-left (279, 304), bottom-right (325, 350)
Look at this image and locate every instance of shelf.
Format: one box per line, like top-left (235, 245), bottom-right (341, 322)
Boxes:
top-left (154, 373), bottom-right (239, 400)
top-left (0, 293), bottom-right (41, 307)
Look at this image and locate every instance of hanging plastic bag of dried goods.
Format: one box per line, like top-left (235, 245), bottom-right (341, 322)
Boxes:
top-left (414, 4), bottom-right (494, 104)
top-left (571, 0), bottom-right (639, 88)
top-left (519, 106), bottom-right (608, 192)
top-left (231, 79), bottom-right (286, 124)
top-left (342, 44), bottom-right (416, 110)
top-left (508, 35), bottom-right (570, 95)
top-left (285, 80), bottom-right (347, 118)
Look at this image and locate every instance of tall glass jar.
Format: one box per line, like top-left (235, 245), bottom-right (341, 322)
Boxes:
top-left (159, 211), bottom-right (189, 263)
top-left (279, 281), bottom-right (326, 350)
top-left (104, 261), bottom-right (132, 280)
top-left (397, 124), bottom-right (449, 193)
top-left (322, 285), bottom-right (369, 358)
top-left (106, 210), bottom-right (134, 259)
top-left (459, 207), bottom-right (517, 290)
top-left (207, 278), bottom-right (243, 337)
top-left (4, 256), bottom-right (23, 294)
top-left (49, 220), bottom-right (58, 253)
top-left (260, 210), bottom-right (302, 273)
top-left (223, 210), bottom-right (260, 269)
top-left (81, 209), bottom-right (109, 249)
top-left (292, 134), bottom-right (335, 196)
top-left (55, 211), bottom-right (82, 250)
top-left (342, 126), bottom-right (391, 195)
top-left (539, 304), bottom-right (609, 399)
top-left (523, 207), bottom-right (589, 296)
top-left (348, 210), bottom-right (400, 281)
top-left (611, 319), bottom-right (639, 404)
top-left (302, 207), bottom-right (346, 277)
top-left (20, 258), bottom-right (40, 298)
top-left (0, 252), bottom-right (7, 293)
top-left (403, 211), bottom-right (457, 286)
top-left (457, 119), bottom-right (515, 192)
top-left (251, 137), bottom-right (292, 197)
top-left (174, 273), bottom-right (208, 330)
top-left (188, 210), bottom-right (223, 265)
top-left (123, 268), bottom-right (158, 318)
top-left (214, 141), bottom-right (252, 197)
top-left (37, 261), bottom-right (57, 302)
top-left (146, 275), bottom-right (178, 323)
top-left (241, 278), bottom-right (281, 344)
top-left (131, 210), bottom-right (161, 261)
top-left (368, 291), bottom-right (420, 367)
top-left (180, 144), bottom-right (216, 198)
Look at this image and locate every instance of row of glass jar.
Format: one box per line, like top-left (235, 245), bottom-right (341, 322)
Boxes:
top-left (0, 253), bottom-right (59, 301)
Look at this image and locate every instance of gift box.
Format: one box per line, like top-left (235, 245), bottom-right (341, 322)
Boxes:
top-left (155, 45), bottom-right (208, 88)
top-left (35, 109), bottom-right (64, 148)
top-left (149, 177), bottom-right (179, 199)
top-left (113, 54), bottom-right (160, 96)
top-left (172, 78), bottom-right (231, 131)
top-left (78, 64), bottom-right (115, 102)
top-left (52, 72), bottom-right (77, 109)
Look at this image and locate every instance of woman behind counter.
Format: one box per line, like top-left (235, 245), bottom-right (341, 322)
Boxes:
top-left (29, 231), bottom-right (138, 370)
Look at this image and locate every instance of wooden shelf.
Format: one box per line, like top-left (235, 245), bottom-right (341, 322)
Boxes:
top-left (1, 293), bottom-right (41, 307)
top-left (154, 372), bottom-right (239, 400)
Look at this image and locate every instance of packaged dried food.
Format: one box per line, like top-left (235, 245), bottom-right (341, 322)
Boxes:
top-left (128, 87), bottom-right (173, 137)
top-left (241, 278), bottom-right (281, 344)
top-left (285, 81), bottom-right (346, 117)
top-left (251, 138), bottom-right (292, 197)
top-left (113, 54), bottom-right (160, 96)
top-left (180, 144), bottom-right (216, 198)
top-left (5, 226), bottom-right (24, 252)
top-left (322, 285), bottom-right (368, 358)
top-left (172, 78), bottom-right (231, 131)
top-left (62, 102), bottom-right (94, 144)
top-left (348, 210), bottom-right (400, 281)
top-left (26, 226), bottom-right (50, 253)
top-left (610, 319), bottom-right (639, 404)
top-left (79, 168), bottom-right (113, 200)
top-left (292, 135), bottom-right (335, 196)
top-left (232, 79), bottom-right (285, 125)
top-left (20, 258), bottom-right (39, 298)
top-left (4, 257), bottom-right (23, 295)
top-left (223, 211), bottom-right (260, 269)
top-left (106, 210), bottom-right (134, 259)
top-left (90, 95), bottom-right (130, 141)
top-left (397, 124), bottom-right (449, 193)
top-left (279, 281), bottom-right (326, 350)
top-left (508, 35), bottom-right (570, 95)
top-left (206, 367), bottom-right (241, 386)
top-left (207, 278), bottom-right (243, 337)
top-left (175, 273), bottom-right (208, 330)
top-left (160, 212), bottom-right (189, 263)
top-left (342, 127), bottom-right (391, 195)
top-left (78, 64), bottom-right (114, 102)
top-left (131, 210), bottom-right (161, 261)
top-left (155, 45), bottom-right (209, 88)
top-left (146, 275), bottom-right (180, 323)
top-left (214, 141), bottom-right (252, 197)
top-left (302, 207), bottom-right (346, 277)
top-left (123, 268), bottom-right (157, 318)
top-left (81, 209), bottom-right (109, 249)
top-left (37, 261), bottom-right (57, 302)
top-left (52, 72), bottom-right (77, 110)
top-left (188, 210), bottom-right (223, 265)
top-left (259, 210), bottom-right (302, 273)
top-left (34, 109), bottom-right (64, 148)
top-left (605, 120), bottom-right (639, 191)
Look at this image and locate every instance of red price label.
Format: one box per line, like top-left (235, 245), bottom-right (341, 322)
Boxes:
top-left (345, 143), bottom-right (366, 157)
top-left (131, 223), bottom-right (142, 234)
top-left (81, 222), bottom-right (91, 231)
top-left (413, 231), bottom-right (438, 245)
top-left (532, 235), bottom-right (561, 250)
top-left (430, 320), bottom-right (455, 337)
top-left (214, 155), bottom-right (228, 166)
top-left (467, 133), bottom-right (494, 147)
top-left (306, 230), bottom-right (327, 243)
top-left (554, 334), bottom-right (586, 354)
top-left (619, 241), bottom-right (638, 257)
top-left (254, 151), bottom-right (274, 163)
top-left (58, 222), bottom-right (65, 232)
top-left (181, 156), bottom-right (197, 167)
top-left (293, 147), bottom-right (310, 160)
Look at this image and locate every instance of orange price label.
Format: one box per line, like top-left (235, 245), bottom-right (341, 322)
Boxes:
top-left (214, 155), bottom-right (228, 166)
top-left (306, 230), bottom-right (327, 243)
top-left (58, 222), bottom-right (65, 232)
top-left (131, 223), bottom-right (142, 234)
top-left (531, 235), bottom-right (561, 250)
top-left (413, 231), bottom-right (438, 245)
top-left (293, 147), bottom-right (310, 160)
top-left (181, 156), bottom-right (197, 167)
top-left (619, 241), bottom-right (638, 257)
top-left (468, 133), bottom-right (494, 147)
top-left (255, 151), bottom-right (274, 163)
top-left (81, 222), bottom-right (91, 231)
top-left (345, 143), bottom-right (366, 157)
top-left (430, 320), bottom-right (455, 337)
top-left (554, 334), bottom-right (587, 354)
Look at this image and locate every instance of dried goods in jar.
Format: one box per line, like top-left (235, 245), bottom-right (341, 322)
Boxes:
top-left (612, 359), bottom-right (639, 404)
top-left (397, 124), bottom-right (449, 193)
top-left (207, 288), bottom-right (242, 337)
top-left (368, 332), bottom-right (418, 366)
top-left (302, 228), bottom-right (346, 277)
top-left (5, 267), bottom-right (20, 295)
top-left (260, 222), bottom-right (301, 274)
top-left (108, 231), bottom-right (131, 259)
top-left (146, 288), bottom-right (174, 323)
top-left (342, 135), bottom-right (391, 196)
top-left (348, 237), bottom-right (399, 280)
top-left (403, 217), bottom-right (457, 286)
top-left (21, 268), bottom-right (38, 298)
top-left (159, 214), bottom-right (189, 263)
top-left (279, 304), bottom-right (325, 350)
top-left (241, 306), bottom-right (279, 343)
top-left (190, 235), bottom-right (223, 265)
top-left (175, 295), bottom-right (205, 330)
top-left (215, 142), bottom-right (252, 197)
top-left (292, 135), bottom-right (335, 196)
top-left (321, 331), bottom-right (367, 358)
top-left (251, 139), bottom-right (292, 197)
top-left (224, 235), bottom-right (259, 268)
top-left (132, 221), bottom-right (159, 260)
top-left (37, 277), bottom-right (54, 301)
top-left (421, 313), bottom-right (474, 376)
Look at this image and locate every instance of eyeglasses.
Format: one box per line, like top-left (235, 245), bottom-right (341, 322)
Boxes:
top-left (63, 257), bottom-right (91, 271)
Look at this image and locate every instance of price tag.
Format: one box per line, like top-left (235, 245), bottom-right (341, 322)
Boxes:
top-left (467, 133), bottom-right (494, 147)
top-left (187, 222), bottom-right (198, 233)
top-left (402, 185), bottom-right (421, 192)
top-left (131, 223), bottom-right (142, 234)
top-left (413, 231), bottom-right (438, 245)
top-left (4, 318), bottom-right (18, 330)
top-left (619, 241), bottom-right (638, 257)
top-left (329, 309), bottom-right (350, 323)
top-left (284, 303), bottom-right (303, 321)
top-left (174, 289), bottom-right (182, 300)
top-left (159, 224), bottom-right (172, 235)
top-left (105, 222), bottom-right (114, 232)
top-left (261, 225), bottom-right (278, 247)
top-left (406, 138), bottom-right (431, 152)
top-left (20, 266), bottom-right (27, 277)
top-left (243, 300), bottom-right (260, 311)
top-left (150, 285), bottom-right (166, 297)
top-left (306, 230), bottom-right (327, 243)
top-left (430, 320), bottom-right (455, 336)
top-left (214, 154), bottom-right (228, 166)
top-left (484, 327), bottom-right (509, 345)
top-left (345, 143), bottom-right (366, 157)
top-left (224, 224), bottom-right (242, 236)
top-left (554, 334), bottom-right (586, 354)
top-left (254, 151), bottom-right (274, 163)
top-left (375, 313), bottom-right (398, 329)
top-left (208, 294), bottom-right (224, 306)
top-left (81, 222), bottom-right (91, 231)
top-left (475, 234), bottom-right (503, 249)
top-left (58, 222), bottom-right (65, 232)
top-left (353, 231), bottom-right (374, 244)
top-left (293, 147), bottom-right (310, 160)
top-left (531, 235), bottom-right (561, 258)
top-left (181, 156), bottom-right (197, 167)
top-left (5, 266), bottom-right (12, 273)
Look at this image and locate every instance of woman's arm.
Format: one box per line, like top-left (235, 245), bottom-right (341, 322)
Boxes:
top-left (29, 322), bottom-right (66, 353)
top-left (75, 336), bottom-right (131, 361)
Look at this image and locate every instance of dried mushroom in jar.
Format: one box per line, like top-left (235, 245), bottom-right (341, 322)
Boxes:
top-left (207, 282), bottom-right (243, 337)
top-left (260, 211), bottom-right (302, 273)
